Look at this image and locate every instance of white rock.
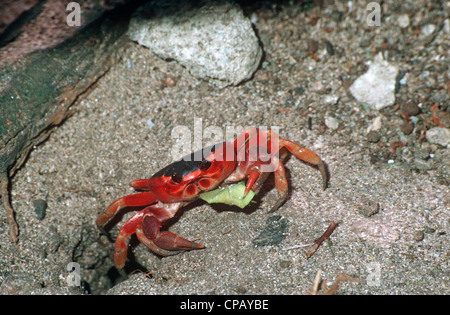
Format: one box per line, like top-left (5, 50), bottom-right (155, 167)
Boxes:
top-left (426, 127), bottom-right (450, 147)
top-left (322, 94), bottom-right (340, 105)
top-left (397, 14), bottom-right (410, 28)
top-left (366, 115), bottom-right (382, 133)
top-left (324, 116), bottom-right (339, 130)
top-left (349, 52), bottom-right (399, 110)
top-left (127, 1), bottom-right (262, 88)
top-left (444, 19), bottom-right (449, 34)
top-left (146, 119), bottom-right (154, 129)
top-left (421, 24), bottom-right (436, 37)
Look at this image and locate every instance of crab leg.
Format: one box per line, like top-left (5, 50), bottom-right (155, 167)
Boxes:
top-left (270, 155), bottom-right (289, 212)
top-left (96, 191), bottom-right (158, 229)
top-left (233, 127), bottom-right (258, 152)
top-left (228, 129), bottom-right (327, 212)
top-left (240, 153), bottom-right (289, 212)
top-left (258, 129), bottom-right (328, 190)
top-left (113, 209), bottom-right (145, 269)
top-left (130, 179), bottom-right (151, 191)
top-left (278, 138), bottom-right (328, 190)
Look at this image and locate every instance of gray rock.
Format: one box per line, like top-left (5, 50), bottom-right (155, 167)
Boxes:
top-left (252, 215), bottom-right (288, 246)
top-left (32, 199), bottom-right (47, 220)
top-left (367, 130), bottom-right (381, 143)
top-left (349, 52), bottom-right (399, 110)
top-left (127, 0), bottom-right (262, 88)
top-left (426, 127), bottom-right (450, 147)
top-left (355, 198), bottom-right (380, 218)
top-left (414, 158), bottom-right (431, 171)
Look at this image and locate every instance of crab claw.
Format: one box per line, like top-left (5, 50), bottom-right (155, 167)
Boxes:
top-left (142, 211), bottom-right (204, 252)
top-left (244, 170), bottom-right (260, 197)
top-left (153, 231), bottom-right (205, 251)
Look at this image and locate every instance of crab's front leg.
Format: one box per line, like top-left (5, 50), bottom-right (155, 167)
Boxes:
top-left (113, 209), bottom-right (145, 269)
top-left (113, 201), bottom-right (204, 270)
top-left (112, 208), bottom-right (183, 270)
top-left (96, 191), bottom-right (159, 231)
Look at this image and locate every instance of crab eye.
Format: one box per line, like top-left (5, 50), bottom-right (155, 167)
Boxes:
top-left (171, 173), bottom-right (183, 184)
top-left (199, 159), bottom-right (212, 171)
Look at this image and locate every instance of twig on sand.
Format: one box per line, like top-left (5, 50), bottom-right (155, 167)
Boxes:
top-left (305, 220), bottom-right (339, 258)
top-left (310, 270), bottom-right (360, 295)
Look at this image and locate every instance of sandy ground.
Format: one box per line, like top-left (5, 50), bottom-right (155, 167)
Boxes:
top-left (0, 1), bottom-right (448, 294)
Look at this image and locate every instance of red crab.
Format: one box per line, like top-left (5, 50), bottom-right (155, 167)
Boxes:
top-left (97, 127), bottom-right (328, 270)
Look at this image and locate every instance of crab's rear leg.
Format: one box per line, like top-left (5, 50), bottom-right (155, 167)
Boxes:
top-left (257, 130), bottom-right (328, 189)
top-left (279, 139), bottom-right (328, 190)
top-left (270, 155), bottom-right (290, 212)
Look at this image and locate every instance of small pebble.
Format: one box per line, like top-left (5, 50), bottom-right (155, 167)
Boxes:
top-left (323, 40), bottom-right (335, 55)
top-left (162, 75), bottom-right (177, 87)
top-left (322, 94), bottom-right (339, 105)
top-left (413, 158), bottom-right (431, 171)
top-left (424, 226), bottom-right (435, 234)
top-left (397, 14), bottom-right (410, 29)
top-left (413, 230), bottom-right (424, 242)
top-left (400, 122), bottom-right (414, 135)
top-left (415, 147), bottom-right (431, 160)
top-left (444, 18), bottom-right (450, 34)
top-left (32, 199), bottom-right (47, 220)
top-left (356, 198), bottom-right (380, 217)
top-left (421, 24), bottom-right (436, 37)
top-left (349, 53), bottom-right (399, 110)
top-left (279, 260), bottom-right (292, 269)
top-left (367, 130), bottom-right (381, 143)
top-left (235, 285), bottom-right (247, 294)
top-left (367, 116), bottom-right (382, 133)
top-left (410, 116), bottom-right (419, 125)
top-left (310, 80), bottom-right (326, 93)
top-left (324, 116), bottom-right (339, 130)
top-left (252, 215), bottom-right (288, 246)
top-left (146, 119), bottom-right (154, 129)
top-left (401, 102), bottom-right (420, 116)
top-left (294, 86), bottom-right (304, 95)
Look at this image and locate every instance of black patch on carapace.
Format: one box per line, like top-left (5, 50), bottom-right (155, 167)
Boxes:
top-left (151, 145), bottom-right (216, 179)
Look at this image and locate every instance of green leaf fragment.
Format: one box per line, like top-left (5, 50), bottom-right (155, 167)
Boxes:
top-left (199, 181), bottom-right (255, 209)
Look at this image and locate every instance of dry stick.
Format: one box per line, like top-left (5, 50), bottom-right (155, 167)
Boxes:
top-left (321, 274), bottom-right (360, 295)
top-left (305, 221), bottom-right (339, 258)
top-left (0, 172), bottom-right (19, 243)
top-left (311, 270), bottom-right (322, 295)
